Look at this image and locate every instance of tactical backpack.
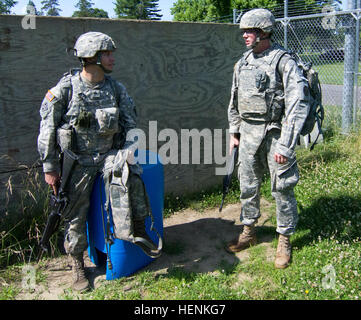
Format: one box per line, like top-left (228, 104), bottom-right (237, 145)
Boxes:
top-left (289, 53), bottom-right (325, 150)
top-left (238, 48), bottom-right (324, 150)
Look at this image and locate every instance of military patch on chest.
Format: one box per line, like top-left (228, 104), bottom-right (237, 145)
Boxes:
top-left (46, 90), bottom-right (55, 102)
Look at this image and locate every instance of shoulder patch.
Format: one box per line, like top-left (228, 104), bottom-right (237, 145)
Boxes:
top-left (46, 90), bottom-right (55, 102)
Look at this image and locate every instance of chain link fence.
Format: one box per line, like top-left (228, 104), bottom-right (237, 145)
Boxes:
top-left (273, 10), bottom-right (361, 132)
top-left (225, 6), bottom-right (361, 132)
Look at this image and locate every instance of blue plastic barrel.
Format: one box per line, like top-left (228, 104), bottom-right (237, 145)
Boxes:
top-left (87, 150), bottom-right (164, 280)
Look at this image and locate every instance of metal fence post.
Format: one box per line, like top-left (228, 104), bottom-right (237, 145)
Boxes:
top-left (352, 3), bottom-right (360, 127)
top-left (342, 0), bottom-right (357, 134)
top-left (284, 0), bottom-right (288, 49)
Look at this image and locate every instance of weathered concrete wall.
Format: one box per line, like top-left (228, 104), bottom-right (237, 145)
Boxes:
top-left (0, 15), bottom-right (243, 213)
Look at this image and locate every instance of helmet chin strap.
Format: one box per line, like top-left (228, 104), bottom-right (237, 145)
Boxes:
top-left (100, 66), bottom-right (113, 74)
top-left (95, 52), bottom-right (113, 74)
top-left (247, 31), bottom-right (261, 49)
top-left (80, 52), bottom-right (112, 73)
top-left (249, 30), bottom-right (269, 50)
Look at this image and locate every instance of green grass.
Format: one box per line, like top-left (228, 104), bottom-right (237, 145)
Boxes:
top-left (0, 169), bottom-right (48, 266)
top-left (90, 104), bottom-right (361, 300)
top-left (163, 178), bottom-right (240, 218)
top-left (315, 61), bottom-right (361, 86)
top-left (85, 107), bottom-right (360, 301)
top-left (87, 131), bottom-right (360, 301)
top-left (1, 106), bottom-right (360, 300)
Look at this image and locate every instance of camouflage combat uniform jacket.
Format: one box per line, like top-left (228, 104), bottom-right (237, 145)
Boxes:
top-left (37, 70), bottom-right (147, 255)
top-left (227, 43), bottom-right (310, 235)
top-left (38, 69), bottom-right (136, 172)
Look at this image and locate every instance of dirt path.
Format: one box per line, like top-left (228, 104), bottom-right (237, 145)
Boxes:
top-left (16, 199), bottom-right (276, 300)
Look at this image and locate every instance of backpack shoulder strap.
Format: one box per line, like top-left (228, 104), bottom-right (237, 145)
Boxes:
top-left (106, 76), bottom-right (121, 106)
top-left (276, 50), bottom-right (292, 79)
top-left (60, 68), bottom-right (82, 108)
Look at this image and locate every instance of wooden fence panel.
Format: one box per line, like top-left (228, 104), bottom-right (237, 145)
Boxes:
top-left (0, 15), bottom-right (243, 215)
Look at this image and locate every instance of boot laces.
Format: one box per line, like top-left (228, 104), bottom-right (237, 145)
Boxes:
top-left (278, 235), bottom-right (291, 255)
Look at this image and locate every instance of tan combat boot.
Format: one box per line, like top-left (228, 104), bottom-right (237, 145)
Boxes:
top-left (226, 225), bottom-right (257, 253)
top-left (274, 234), bottom-right (292, 269)
top-left (71, 254), bottom-right (90, 292)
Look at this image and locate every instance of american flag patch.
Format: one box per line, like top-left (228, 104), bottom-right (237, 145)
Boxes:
top-left (46, 90), bottom-right (55, 102)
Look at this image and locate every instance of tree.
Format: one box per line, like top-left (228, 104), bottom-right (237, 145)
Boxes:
top-left (171, 0), bottom-right (210, 22)
top-left (171, 0), bottom-right (279, 22)
top-left (0, 0), bottom-right (17, 14)
top-left (72, 0), bottom-right (109, 18)
top-left (231, 0), bottom-right (278, 13)
top-left (89, 8), bottom-right (109, 18)
top-left (271, 0), bottom-right (342, 18)
top-left (171, 0), bottom-right (342, 22)
top-left (114, 0), bottom-right (162, 20)
top-left (73, 0), bottom-right (93, 15)
top-left (171, 0), bottom-right (231, 22)
top-left (27, 0), bottom-right (42, 15)
top-left (41, 0), bottom-right (62, 16)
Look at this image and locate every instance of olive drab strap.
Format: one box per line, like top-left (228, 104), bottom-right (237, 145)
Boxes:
top-left (132, 180), bottom-right (163, 258)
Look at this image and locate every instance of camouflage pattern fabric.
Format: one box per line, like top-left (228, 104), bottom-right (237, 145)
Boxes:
top-left (108, 171), bottom-right (150, 242)
top-left (239, 8), bottom-right (275, 33)
top-left (228, 43), bottom-right (310, 235)
top-left (74, 32), bottom-right (116, 58)
top-left (103, 149), bottom-right (148, 243)
top-left (234, 44), bottom-right (287, 122)
top-left (61, 157), bottom-right (148, 256)
top-left (38, 70), bottom-right (137, 172)
top-left (237, 125), bottom-right (299, 235)
top-left (37, 69), bottom-right (144, 256)
top-left (228, 43), bottom-right (310, 157)
top-left (62, 164), bottom-right (98, 255)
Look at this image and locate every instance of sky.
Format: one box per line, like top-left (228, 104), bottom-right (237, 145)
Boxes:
top-left (11, 0), bottom-right (176, 21)
top-left (11, 0), bottom-right (351, 20)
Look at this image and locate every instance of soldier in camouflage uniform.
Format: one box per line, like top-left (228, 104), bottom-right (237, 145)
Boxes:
top-left (37, 32), bottom-right (161, 292)
top-left (225, 9), bottom-right (310, 269)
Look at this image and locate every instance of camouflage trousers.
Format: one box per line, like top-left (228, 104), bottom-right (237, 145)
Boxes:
top-left (238, 129), bottom-right (299, 235)
top-left (62, 152), bottom-right (148, 256)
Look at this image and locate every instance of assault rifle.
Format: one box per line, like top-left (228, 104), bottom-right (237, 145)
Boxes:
top-left (38, 149), bottom-right (78, 258)
top-left (219, 146), bottom-right (238, 212)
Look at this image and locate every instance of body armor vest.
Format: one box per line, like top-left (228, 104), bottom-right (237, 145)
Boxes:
top-left (237, 46), bottom-right (287, 122)
top-left (63, 73), bottom-right (120, 155)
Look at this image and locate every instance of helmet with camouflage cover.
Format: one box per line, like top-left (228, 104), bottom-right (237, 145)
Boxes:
top-left (239, 8), bottom-right (275, 33)
top-left (73, 32), bottom-right (116, 73)
top-left (74, 31), bottom-right (116, 58)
